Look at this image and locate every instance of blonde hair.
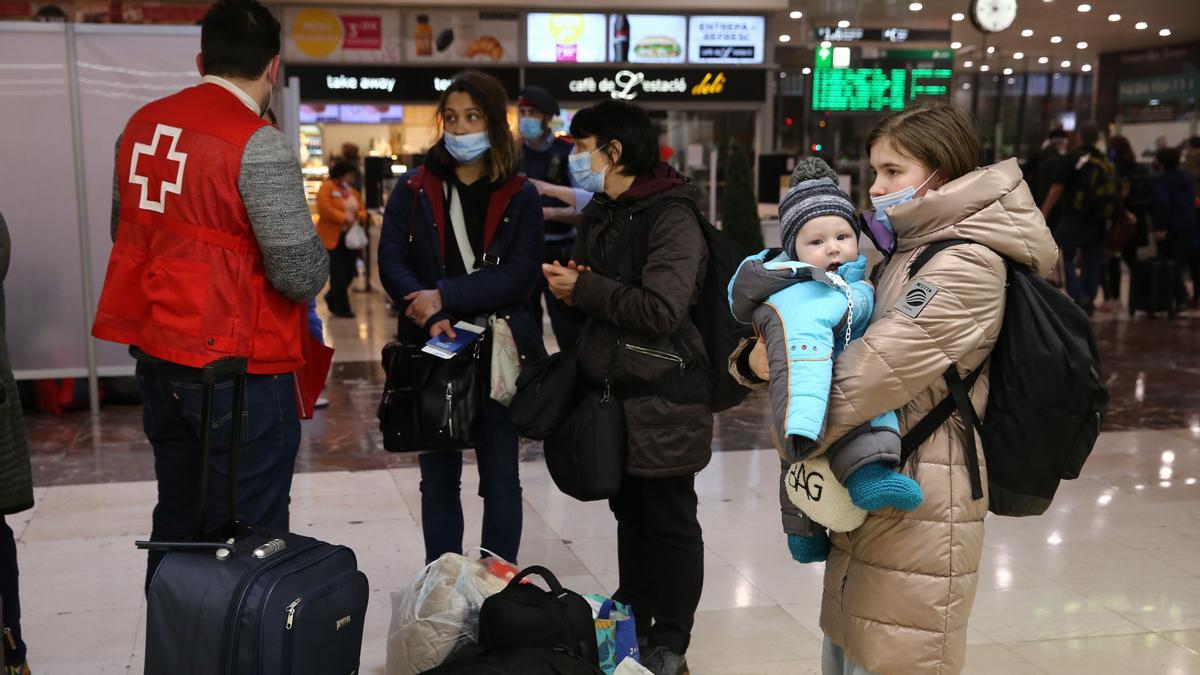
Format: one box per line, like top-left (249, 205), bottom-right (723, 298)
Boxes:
top-left (866, 104), bottom-right (980, 182)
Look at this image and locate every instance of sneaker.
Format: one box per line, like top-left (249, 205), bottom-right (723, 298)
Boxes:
top-left (641, 646), bottom-right (689, 675)
top-left (314, 395), bottom-right (330, 409)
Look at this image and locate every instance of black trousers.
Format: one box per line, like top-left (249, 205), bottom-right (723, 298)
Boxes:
top-left (609, 473), bottom-right (704, 655)
top-left (0, 516), bottom-right (25, 666)
top-left (325, 234), bottom-right (358, 315)
top-left (1102, 239), bottom-right (1139, 302)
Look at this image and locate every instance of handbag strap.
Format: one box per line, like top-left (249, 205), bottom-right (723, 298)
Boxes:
top-left (445, 184), bottom-right (478, 274)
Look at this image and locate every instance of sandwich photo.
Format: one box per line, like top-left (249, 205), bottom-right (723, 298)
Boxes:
top-left (633, 35), bottom-right (681, 59)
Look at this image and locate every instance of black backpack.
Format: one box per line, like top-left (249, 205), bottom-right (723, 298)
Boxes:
top-left (624, 198), bottom-right (753, 412)
top-left (900, 239), bottom-right (1109, 516)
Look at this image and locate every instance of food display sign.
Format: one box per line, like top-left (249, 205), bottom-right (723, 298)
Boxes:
top-left (284, 6), bottom-right (401, 63)
top-left (687, 15), bottom-right (765, 64)
top-left (404, 10), bottom-right (519, 64)
top-left (609, 14), bottom-right (688, 64)
top-left (526, 13), bottom-right (608, 64)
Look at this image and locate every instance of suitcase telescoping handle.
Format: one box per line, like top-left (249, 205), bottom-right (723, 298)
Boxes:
top-left (136, 357), bottom-right (248, 555)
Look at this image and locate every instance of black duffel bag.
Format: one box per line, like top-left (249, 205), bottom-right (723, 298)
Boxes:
top-left (508, 346), bottom-right (580, 441)
top-left (543, 382), bottom-right (626, 502)
top-left (377, 336), bottom-right (488, 453)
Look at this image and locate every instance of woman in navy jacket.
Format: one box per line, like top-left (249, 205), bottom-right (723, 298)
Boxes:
top-left (378, 70), bottom-right (545, 564)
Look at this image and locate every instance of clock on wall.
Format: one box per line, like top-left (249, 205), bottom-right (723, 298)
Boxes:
top-left (970, 0), bottom-right (1018, 33)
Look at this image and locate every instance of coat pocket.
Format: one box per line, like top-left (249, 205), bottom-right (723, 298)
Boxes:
top-left (144, 255), bottom-right (210, 336)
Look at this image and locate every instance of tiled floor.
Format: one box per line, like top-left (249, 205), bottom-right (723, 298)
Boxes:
top-left (15, 287), bottom-right (1200, 673)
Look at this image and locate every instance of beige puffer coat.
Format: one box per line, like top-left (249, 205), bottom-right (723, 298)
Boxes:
top-left (813, 159), bottom-right (1058, 674)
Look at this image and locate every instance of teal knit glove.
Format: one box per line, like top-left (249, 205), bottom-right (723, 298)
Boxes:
top-left (846, 462), bottom-right (924, 512)
top-left (787, 531), bottom-right (831, 563)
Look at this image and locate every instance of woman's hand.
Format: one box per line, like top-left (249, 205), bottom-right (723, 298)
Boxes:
top-left (542, 261), bottom-right (584, 305)
top-left (403, 289), bottom-right (442, 327)
top-left (749, 340), bottom-right (770, 381)
top-left (429, 320), bottom-right (457, 341)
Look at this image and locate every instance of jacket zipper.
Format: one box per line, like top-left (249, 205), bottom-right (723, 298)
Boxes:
top-left (840, 530), bottom-right (852, 610)
top-left (444, 382), bottom-right (455, 437)
top-left (281, 571), bottom-right (359, 674)
top-left (624, 343), bottom-right (685, 370)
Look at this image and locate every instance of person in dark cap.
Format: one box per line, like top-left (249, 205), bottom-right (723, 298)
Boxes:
top-left (518, 85), bottom-right (584, 349)
top-left (727, 157), bottom-right (920, 566)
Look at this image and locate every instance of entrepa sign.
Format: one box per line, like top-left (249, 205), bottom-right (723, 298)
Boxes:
top-left (567, 69), bottom-right (728, 100)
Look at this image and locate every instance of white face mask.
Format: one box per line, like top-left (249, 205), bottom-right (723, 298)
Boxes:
top-left (869, 172), bottom-right (938, 230)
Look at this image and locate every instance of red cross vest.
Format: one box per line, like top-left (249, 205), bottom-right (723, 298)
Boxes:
top-left (92, 83), bottom-right (306, 374)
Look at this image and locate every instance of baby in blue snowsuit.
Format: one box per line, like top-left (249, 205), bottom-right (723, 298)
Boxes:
top-left (728, 158), bottom-right (923, 563)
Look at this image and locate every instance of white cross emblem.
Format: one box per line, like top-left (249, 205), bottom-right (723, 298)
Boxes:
top-left (129, 124), bottom-right (188, 214)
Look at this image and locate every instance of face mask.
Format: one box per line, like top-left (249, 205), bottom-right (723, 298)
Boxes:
top-left (868, 172), bottom-right (938, 231)
top-left (519, 117), bottom-right (546, 142)
top-left (569, 145), bottom-right (609, 193)
top-left (444, 131), bottom-right (490, 164)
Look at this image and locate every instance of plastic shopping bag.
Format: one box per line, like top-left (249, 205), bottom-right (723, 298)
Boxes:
top-left (344, 222), bottom-right (368, 250)
top-left (385, 552), bottom-right (511, 675)
top-left (585, 595), bottom-right (640, 675)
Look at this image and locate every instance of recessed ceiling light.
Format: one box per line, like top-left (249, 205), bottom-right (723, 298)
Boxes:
top-left (1003, 67), bottom-right (1014, 75)
top-left (779, 34), bottom-right (792, 43)
top-left (1135, 21), bottom-right (1148, 30)
top-left (963, 82), bottom-right (972, 90)
top-left (802, 67), bottom-right (812, 74)
top-left (838, 19), bottom-right (850, 28)
top-left (980, 64), bottom-right (990, 72)
top-left (1038, 56), bottom-right (1050, 64)
top-left (1021, 29), bottom-right (1034, 37)
top-left (951, 41), bottom-right (963, 49)
top-left (1077, 41), bottom-right (1088, 49)
top-left (1081, 64), bottom-right (1092, 72)
top-left (1014, 51), bottom-right (1025, 59)
top-left (1050, 35), bottom-right (1062, 44)
top-left (1077, 3), bottom-right (1091, 12)
top-left (1160, 28), bottom-right (1172, 37)
top-left (963, 60), bottom-right (974, 68)
top-left (1061, 60), bottom-right (1072, 68)
top-left (909, 2), bottom-right (924, 11)
top-left (1107, 13), bottom-right (1121, 22)
top-left (987, 46), bottom-right (996, 54)
top-left (789, 10), bottom-right (803, 19)
top-left (951, 12), bottom-right (965, 21)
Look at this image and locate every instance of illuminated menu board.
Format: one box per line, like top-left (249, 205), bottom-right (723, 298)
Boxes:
top-left (812, 67), bottom-right (951, 111)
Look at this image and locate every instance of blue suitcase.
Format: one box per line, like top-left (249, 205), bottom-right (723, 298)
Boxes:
top-left (137, 357), bottom-right (369, 674)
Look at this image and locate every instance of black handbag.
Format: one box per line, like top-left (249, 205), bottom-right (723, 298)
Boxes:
top-left (377, 335), bottom-right (488, 453)
top-left (509, 341), bottom-right (581, 441)
top-left (543, 379), bottom-right (626, 502)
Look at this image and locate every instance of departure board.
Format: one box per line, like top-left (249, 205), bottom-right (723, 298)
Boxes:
top-left (812, 67), bottom-right (952, 111)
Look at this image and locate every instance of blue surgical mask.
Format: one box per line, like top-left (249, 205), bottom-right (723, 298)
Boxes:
top-left (519, 117), bottom-right (546, 142)
top-left (569, 145), bottom-right (609, 193)
top-left (443, 131), bottom-right (490, 164)
top-left (868, 172), bottom-right (938, 231)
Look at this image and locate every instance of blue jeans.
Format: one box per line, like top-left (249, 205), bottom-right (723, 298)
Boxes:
top-left (136, 360), bottom-right (300, 592)
top-left (417, 399), bottom-right (522, 564)
top-left (1055, 215), bottom-right (1103, 305)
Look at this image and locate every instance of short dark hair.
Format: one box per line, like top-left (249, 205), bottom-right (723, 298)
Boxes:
top-left (1188, 136), bottom-right (1200, 150)
top-left (1156, 147), bottom-right (1180, 171)
top-left (201, 0), bottom-right (281, 80)
top-left (329, 161), bottom-right (357, 179)
top-left (1079, 123), bottom-right (1101, 148)
top-left (435, 70), bottom-right (522, 183)
top-left (569, 100), bottom-right (659, 177)
top-left (1047, 127), bottom-right (1068, 140)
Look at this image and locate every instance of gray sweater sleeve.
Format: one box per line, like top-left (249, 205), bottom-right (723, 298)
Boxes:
top-left (239, 126), bottom-right (329, 302)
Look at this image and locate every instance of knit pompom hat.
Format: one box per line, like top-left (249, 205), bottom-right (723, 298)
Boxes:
top-left (779, 157), bottom-right (859, 258)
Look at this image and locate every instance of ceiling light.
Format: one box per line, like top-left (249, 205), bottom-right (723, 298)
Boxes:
top-left (1135, 21), bottom-right (1148, 30)
top-left (1061, 60), bottom-right (1072, 68)
top-left (1038, 56), bottom-right (1049, 64)
top-left (801, 67), bottom-right (812, 74)
top-left (1003, 67), bottom-right (1014, 75)
top-left (962, 82), bottom-right (971, 90)
top-left (951, 41), bottom-right (962, 49)
top-left (1108, 13), bottom-right (1121, 21)
top-left (1050, 35), bottom-right (1062, 44)
top-left (980, 64), bottom-right (990, 72)
top-left (1014, 51), bottom-right (1025, 59)
top-left (1077, 41), bottom-right (1088, 49)
top-left (1021, 29), bottom-right (1034, 37)
top-left (1081, 64), bottom-right (1092, 72)
top-left (987, 46), bottom-right (996, 54)
top-left (838, 19), bottom-right (850, 28)
top-left (952, 12), bottom-right (965, 21)
top-left (963, 60), bottom-right (974, 68)
top-left (789, 10), bottom-right (803, 19)
top-left (909, 2), bottom-right (924, 11)
top-left (779, 34), bottom-right (792, 43)
top-left (1160, 28), bottom-right (1172, 37)
top-left (1077, 3), bottom-right (1091, 12)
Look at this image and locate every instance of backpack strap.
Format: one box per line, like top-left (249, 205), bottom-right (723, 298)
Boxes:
top-left (621, 197), bottom-right (705, 285)
top-left (905, 238), bottom-right (973, 281)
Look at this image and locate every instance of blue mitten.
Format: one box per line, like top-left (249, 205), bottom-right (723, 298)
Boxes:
top-left (846, 462), bottom-right (924, 512)
top-left (787, 531), bottom-right (831, 563)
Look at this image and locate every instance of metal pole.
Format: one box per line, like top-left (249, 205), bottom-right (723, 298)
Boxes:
top-left (1015, 72), bottom-right (1030, 159)
top-left (708, 147), bottom-right (719, 227)
top-left (65, 23), bottom-right (101, 417)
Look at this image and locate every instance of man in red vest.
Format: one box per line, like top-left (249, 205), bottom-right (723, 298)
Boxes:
top-left (92, 0), bottom-right (329, 590)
